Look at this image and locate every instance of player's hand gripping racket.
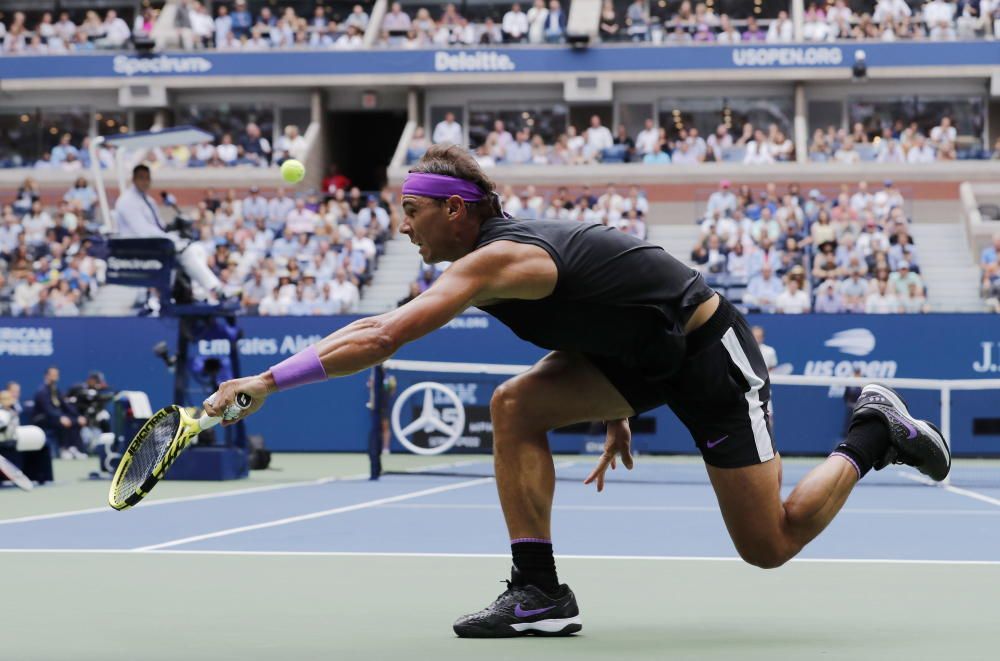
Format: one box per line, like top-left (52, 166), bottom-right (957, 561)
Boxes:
top-left (107, 392), bottom-right (252, 510)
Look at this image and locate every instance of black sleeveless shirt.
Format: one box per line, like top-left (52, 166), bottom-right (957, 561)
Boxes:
top-left (475, 217), bottom-right (716, 380)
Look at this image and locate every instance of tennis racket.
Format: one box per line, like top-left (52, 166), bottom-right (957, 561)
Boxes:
top-left (108, 392), bottom-right (251, 511)
top-left (0, 453), bottom-right (34, 491)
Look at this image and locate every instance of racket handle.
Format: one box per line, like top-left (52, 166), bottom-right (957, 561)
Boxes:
top-left (200, 391), bottom-right (253, 429)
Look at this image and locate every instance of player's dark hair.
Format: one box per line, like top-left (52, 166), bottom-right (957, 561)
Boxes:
top-left (409, 144), bottom-right (503, 220)
top-left (133, 164), bottom-right (151, 178)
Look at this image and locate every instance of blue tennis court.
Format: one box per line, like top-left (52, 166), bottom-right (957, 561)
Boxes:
top-left (2, 454), bottom-right (998, 660)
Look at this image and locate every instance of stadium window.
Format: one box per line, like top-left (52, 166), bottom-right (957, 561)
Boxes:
top-left (656, 96), bottom-right (793, 142)
top-left (467, 103), bottom-right (569, 150)
top-left (0, 110), bottom-right (42, 168)
top-left (176, 103), bottom-right (276, 146)
top-left (848, 95), bottom-right (986, 149)
top-left (807, 100), bottom-right (844, 136)
top-left (618, 103), bottom-right (656, 142)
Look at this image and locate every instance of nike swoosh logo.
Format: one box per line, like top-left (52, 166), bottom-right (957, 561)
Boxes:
top-left (884, 410), bottom-right (918, 439)
top-left (706, 435), bottom-right (729, 448)
top-left (514, 604), bottom-right (556, 618)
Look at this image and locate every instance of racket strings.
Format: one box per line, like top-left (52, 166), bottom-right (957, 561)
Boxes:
top-left (114, 409), bottom-right (180, 501)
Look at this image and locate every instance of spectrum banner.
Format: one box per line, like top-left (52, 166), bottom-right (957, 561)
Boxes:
top-left (0, 42), bottom-right (996, 81)
top-left (1, 313), bottom-right (997, 455)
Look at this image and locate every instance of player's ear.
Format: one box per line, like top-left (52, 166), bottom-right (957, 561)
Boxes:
top-left (446, 195), bottom-right (464, 220)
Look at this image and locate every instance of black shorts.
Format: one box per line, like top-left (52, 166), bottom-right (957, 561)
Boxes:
top-left (586, 297), bottom-right (775, 468)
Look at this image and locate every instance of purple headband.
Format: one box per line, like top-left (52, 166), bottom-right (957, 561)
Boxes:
top-left (402, 173), bottom-right (485, 202)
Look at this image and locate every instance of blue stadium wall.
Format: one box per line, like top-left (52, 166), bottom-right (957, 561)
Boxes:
top-left (2, 314), bottom-right (998, 456)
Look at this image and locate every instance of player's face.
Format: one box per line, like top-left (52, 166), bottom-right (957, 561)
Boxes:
top-left (400, 195), bottom-right (463, 263)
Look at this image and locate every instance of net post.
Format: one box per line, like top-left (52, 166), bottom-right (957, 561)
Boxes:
top-left (940, 385), bottom-right (951, 487)
top-left (368, 364), bottom-right (385, 481)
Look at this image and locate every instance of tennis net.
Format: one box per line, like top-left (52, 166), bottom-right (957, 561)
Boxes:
top-left (369, 359), bottom-right (1000, 490)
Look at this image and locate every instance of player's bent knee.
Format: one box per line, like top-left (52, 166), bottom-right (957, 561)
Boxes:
top-left (490, 379), bottom-right (534, 421)
top-left (736, 542), bottom-right (793, 570)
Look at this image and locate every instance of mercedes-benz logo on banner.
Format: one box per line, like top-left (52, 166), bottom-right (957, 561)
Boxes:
top-left (391, 381), bottom-right (466, 455)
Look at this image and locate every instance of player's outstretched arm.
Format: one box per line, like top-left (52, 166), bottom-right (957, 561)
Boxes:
top-left (203, 241), bottom-right (556, 424)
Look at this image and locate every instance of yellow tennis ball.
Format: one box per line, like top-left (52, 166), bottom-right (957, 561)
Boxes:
top-left (280, 159), bottom-right (305, 184)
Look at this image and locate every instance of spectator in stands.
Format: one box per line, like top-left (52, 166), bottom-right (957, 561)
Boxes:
top-left (226, 0), bottom-right (253, 40)
top-left (502, 3), bottom-right (529, 42)
top-left (32, 366), bottom-right (87, 459)
top-left (240, 123), bottom-right (272, 166)
top-left (216, 133), bottom-right (239, 166)
top-left (97, 10), bottom-right (131, 48)
top-left (775, 276), bottom-right (811, 314)
top-left (744, 129), bottom-right (774, 164)
top-left (214, 4), bottom-right (232, 45)
top-left (865, 279), bottom-right (900, 313)
top-left (742, 15), bottom-right (767, 41)
top-left (286, 198), bottom-right (319, 234)
top-left (64, 177), bottom-right (97, 221)
top-left (834, 137), bottom-right (861, 164)
top-left (706, 180), bottom-right (737, 218)
top-left (432, 112), bottom-right (463, 145)
top-left (888, 260), bottom-right (923, 295)
top-left (980, 232), bottom-right (1000, 292)
top-left (383, 3), bottom-right (412, 44)
top-left (397, 281), bottom-right (421, 307)
top-left (901, 281), bottom-right (930, 312)
top-left (924, 0), bottom-right (958, 39)
top-left (526, 0), bottom-right (549, 43)
top-left (930, 116), bottom-right (957, 149)
top-left (584, 115), bottom-right (614, 160)
top-left (544, 0), bottom-right (566, 42)
top-left (626, 0), bottom-right (650, 41)
top-left (599, 1), bottom-right (622, 41)
top-left (839, 269), bottom-right (869, 313)
top-left (907, 134), bottom-right (936, 163)
top-left (633, 119), bottom-right (659, 158)
top-left (275, 125), bottom-right (308, 163)
top-left (814, 280), bottom-right (844, 313)
top-left (766, 10), bottom-right (794, 42)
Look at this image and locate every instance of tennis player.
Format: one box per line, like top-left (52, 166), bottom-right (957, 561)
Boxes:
top-left (205, 144), bottom-right (950, 638)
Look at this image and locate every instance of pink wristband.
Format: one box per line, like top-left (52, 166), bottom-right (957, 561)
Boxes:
top-left (269, 346), bottom-right (327, 392)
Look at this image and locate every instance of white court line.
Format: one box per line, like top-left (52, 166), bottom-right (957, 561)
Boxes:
top-left (381, 503), bottom-right (1000, 515)
top-left (0, 548), bottom-right (998, 566)
top-left (134, 477), bottom-right (495, 551)
top-left (0, 458), bottom-right (484, 527)
top-left (897, 473), bottom-right (1000, 507)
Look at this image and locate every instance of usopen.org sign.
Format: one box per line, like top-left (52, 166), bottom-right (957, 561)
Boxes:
top-left (113, 55), bottom-right (213, 76)
top-left (732, 46), bottom-right (843, 67)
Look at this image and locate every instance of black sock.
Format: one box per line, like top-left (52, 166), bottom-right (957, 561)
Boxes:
top-left (833, 417), bottom-right (890, 479)
top-left (511, 540), bottom-right (559, 595)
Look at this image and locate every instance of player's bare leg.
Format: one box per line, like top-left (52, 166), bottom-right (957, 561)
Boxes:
top-left (490, 351), bottom-right (633, 541)
top-left (453, 351), bottom-right (633, 638)
top-left (710, 384), bottom-right (950, 569)
top-left (706, 455), bottom-right (857, 568)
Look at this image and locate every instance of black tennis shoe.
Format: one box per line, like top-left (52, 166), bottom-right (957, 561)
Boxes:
top-left (453, 567), bottom-right (582, 638)
top-left (852, 384), bottom-right (951, 481)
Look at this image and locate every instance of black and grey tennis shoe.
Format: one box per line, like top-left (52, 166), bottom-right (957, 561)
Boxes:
top-left (852, 384), bottom-right (951, 481)
top-left (453, 567), bottom-right (582, 638)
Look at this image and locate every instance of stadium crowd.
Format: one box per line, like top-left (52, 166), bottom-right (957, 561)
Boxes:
top-left (981, 232), bottom-right (1000, 312)
top-left (5, 122), bottom-right (306, 171)
top-left (808, 116), bottom-right (985, 162)
top-left (0, 172), bottom-right (396, 318)
top-left (2, 0), bottom-right (997, 55)
top-left (690, 179), bottom-right (930, 313)
top-left (413, 109), bottom-right (989, 166)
